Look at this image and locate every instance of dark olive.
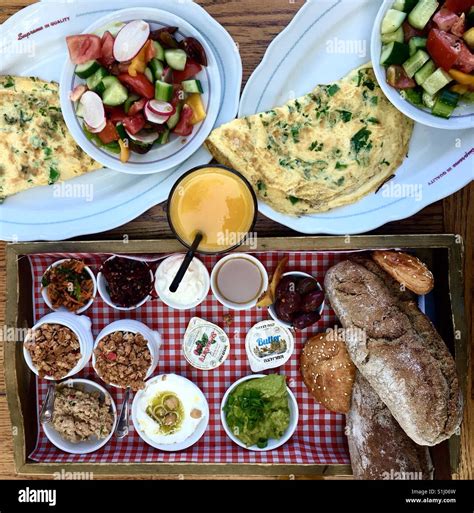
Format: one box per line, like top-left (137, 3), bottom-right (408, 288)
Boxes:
top-left (128, 140), bottom-right (153, 154)
top-left (149, 27), bottom-right (179, 48)
top-left (180, 37), bottom-right (208, 66)
top-left (301, 290), bottom-right (325, 313)
top-left (276, 276), bottom-right (297, 299)
top-left (280, 290), bottom-right (302, 313)
top-left (274, 300), bottom-right (295, 323)
top-left (293, 311), bottom-right (321, 330)
top-left (296, 277), bottom-right (319, 295)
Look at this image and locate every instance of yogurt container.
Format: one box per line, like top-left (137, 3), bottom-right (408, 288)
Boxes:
top-left (245, 320), bottom-right (294, 372)
top-left (183, 317), bottom-right (230, 370)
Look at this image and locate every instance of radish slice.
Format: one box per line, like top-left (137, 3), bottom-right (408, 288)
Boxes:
top-left (85, 119), bottom-right (106, 133)
top-left (80, 91), bottom-right (106, 129)
top-left (69, 84), bottom-right (88, 102)
top-left (147, 100), bottom-right (175, 117)
top-left (125, 129), bottom-right (159, 144)
top-left (144, 103), bottom-right (170, 124)
top-left (113, 20), bottom-right (150, 62)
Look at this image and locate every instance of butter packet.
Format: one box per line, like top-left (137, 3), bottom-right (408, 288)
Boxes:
top-left (183, 317), bottom-right (230, 370)
top-left (245, 320), bottom-right (294, 372)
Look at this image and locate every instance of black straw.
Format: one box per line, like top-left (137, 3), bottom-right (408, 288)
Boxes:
top-left (169, 232), bottom-right (203, 293)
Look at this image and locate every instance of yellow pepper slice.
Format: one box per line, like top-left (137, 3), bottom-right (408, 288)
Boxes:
top-left (448, 69), bottom-right (474, 91)
top-left (186, 93), bottom-right (206, 125)
top-left (128, 46), bottom-right (147, 77)
top-left (450, 84), bottom-right (469, 95)
top-left (118, 139), bottom-right (130, 163)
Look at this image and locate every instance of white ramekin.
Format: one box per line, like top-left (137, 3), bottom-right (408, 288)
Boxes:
top-left (23, 312), bottom-right (93, 381)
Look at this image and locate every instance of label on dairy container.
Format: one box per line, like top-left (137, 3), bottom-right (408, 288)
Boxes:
top-left (245, 320), bottom-right (294, 372)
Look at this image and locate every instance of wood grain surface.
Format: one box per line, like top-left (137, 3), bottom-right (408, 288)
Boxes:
top-left (0, 0), bottom-right (472, 480)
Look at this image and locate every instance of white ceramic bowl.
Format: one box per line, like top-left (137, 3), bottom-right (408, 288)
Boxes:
top-left (92, 319), bottom-right (162, 389)
top-left (210, 253), bottom-right (269, 311)
top-left (41, 259), bottom-right (97, 314)
top-left (42, 378), bottom-right (117, 454)
top-left (97, 256), bottom-right (154, 311)
top-left (220, 374), bottom-right (299, 451)
top-left (155, 254), bottom-right (210, 310)
top-left (268, 271), bottom-right (325, 329)
top-left (131, 373), bottom-right (209, 451)
top-left (371, 0), bottom-right (474, 130)
top-left (60, 7), bottom-right (222, 174)
top-left (23, 312), bottom-right (93, 381)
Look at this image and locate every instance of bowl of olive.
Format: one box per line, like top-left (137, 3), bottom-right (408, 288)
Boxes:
top-left (268, 271), bottom-right (325, 330)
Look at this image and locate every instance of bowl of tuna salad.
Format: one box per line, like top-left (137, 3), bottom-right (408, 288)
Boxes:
top-left (42, 379), bottom-right (117, 454)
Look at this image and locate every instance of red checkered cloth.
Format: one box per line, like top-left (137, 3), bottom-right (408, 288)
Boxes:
top-left (28, 251), bottom-right (352, 464)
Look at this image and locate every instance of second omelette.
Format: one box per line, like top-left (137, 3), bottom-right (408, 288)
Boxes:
top-left (205, 65), bottom-right (414, 215)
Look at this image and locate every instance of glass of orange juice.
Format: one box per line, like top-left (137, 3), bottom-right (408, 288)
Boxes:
top-left (167, 165), bottom-right (257, 255)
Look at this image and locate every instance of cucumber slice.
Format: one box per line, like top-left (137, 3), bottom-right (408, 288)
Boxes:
top-left (422, 91), bottom-right (436, 108)
top-left (393, 0), bottom-right (418, 12)
top-left (86, 67), bottom-right (109, 92)
top-left (116, 123), bottom-right (128, 140)
top-left (403, 49), bottom-right (430, 77)
top-left (164, 49), bottom-right (187, 71)
top-left (156, 129), bottom-right (170, 145)
top-left (124, 94), bottom-right (140, 114)
top-left (75, 101), bottom-right (85, 118)
top-left (381, 41), bottom-right (410, 66)
top-left (149, 59), bottom-right (164, 81)
top-left (182, 79), bottom-right (203, 94)
top-left (422, 67), bottom-right (452, 96)
top-left (463, 27), bottom-right (474, 49)
top-left (155, 80), bottom-right (173, 102)
top-left (381, 9), bottom-right (407, 34)
top-left (153, 41), bottom-right (165, 61)
top-left (468, 6), bottom-right (474, 27)
top-left (432, 90), bottom-right (459, 118)
top-left (415, 59), bottom-right (436, 85)
top-left (400, 87), bottom-right (423, 105)
top-left (167, 102), bottom-right (183, 130)
top-left (381, 26), bottom-right (404, 44)
top-left (144, 67), bottom-right (154, 83)
top-left (409, 36), bottom-right (427, 56)
top-left (101, 77), bottom-right (128, 106)
top-left (408, 0), bottom-right (439, 30)
top-left (75, 60), bottom-right (101, 79)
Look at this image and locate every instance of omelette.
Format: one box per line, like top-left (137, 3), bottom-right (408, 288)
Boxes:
top-left (0, 75), bottom-right (100, 200)
top-left (205, 65), bottom-right (414, 215)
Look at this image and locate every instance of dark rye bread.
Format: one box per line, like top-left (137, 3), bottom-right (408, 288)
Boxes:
top-left (325, 258), bottom-right (463, 446)
top-left (347, 372), bottom-right (433, 480)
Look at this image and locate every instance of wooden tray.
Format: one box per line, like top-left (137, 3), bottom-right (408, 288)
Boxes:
top-left (4, 235), bottom-right (467, 478)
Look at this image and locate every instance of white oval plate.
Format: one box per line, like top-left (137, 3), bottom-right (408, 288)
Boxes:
top-left (0, 0), bottom-right (242, 241)
top-left (60, 8), bottom-right (222, 174)
top-left (239, 0), bottom-right (474, 235)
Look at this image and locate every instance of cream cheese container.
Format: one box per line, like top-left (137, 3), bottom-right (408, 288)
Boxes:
top-left (245, 320), bottom-right (294, 372)
top-left (183, 317), bottom-right (230, 370)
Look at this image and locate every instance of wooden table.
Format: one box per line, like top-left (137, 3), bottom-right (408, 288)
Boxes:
top-left (0, 0), bottom-right (472, 480)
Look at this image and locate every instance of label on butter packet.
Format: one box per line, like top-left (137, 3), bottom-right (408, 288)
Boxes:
top-left (245, 320), bottom-right (294, 372)
top-left (183, 317), bottom-right (230, 370)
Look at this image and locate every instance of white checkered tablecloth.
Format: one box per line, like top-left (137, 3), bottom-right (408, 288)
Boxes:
top-left (27, 251), bottom-right (351, 465)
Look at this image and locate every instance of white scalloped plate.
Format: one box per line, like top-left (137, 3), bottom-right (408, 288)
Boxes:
top-left (239, 0), bottom-right (474, 234)
top-left (0, 0), bottom-right (242, 241)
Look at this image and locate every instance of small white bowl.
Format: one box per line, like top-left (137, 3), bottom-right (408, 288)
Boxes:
top-left (97, 256), bottom-right (154, 311)
top-left (268, 271), bottom-right (325, 329)
top-left (220, 374), bottom-right (299, 451)
top-left (131, 374), bottom-right (209, 451)
top-left (371, 0), bottom-right (474, 130)
top-left (211, 253), bottom-right (269, 311)
top-left (42, 378), bottom-right (117, 454)
top-left (92, 319), bottom-right (162, 389)
top-left (155, 254), bottom-right (210, 310)
top-left (23, 312), bottom-right (94, 381)
top-left (59, 7), bottom-right (222, 174)
top-left (41, 259), bottom-right (97, 314)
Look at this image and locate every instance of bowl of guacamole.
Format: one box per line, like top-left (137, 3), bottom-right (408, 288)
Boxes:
top-left (221, 374), bottom-right (298, 451)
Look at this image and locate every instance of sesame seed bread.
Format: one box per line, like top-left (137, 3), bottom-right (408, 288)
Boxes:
top-left (300, 330), bottom-right (356, 413)
top-left (324, 258), bottom-right (463, 446)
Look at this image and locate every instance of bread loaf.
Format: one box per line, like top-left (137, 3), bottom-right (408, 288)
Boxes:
top-left (347, 372), bottom-right (433, 480)
top-left (325, 258), bottom-right (463, 446)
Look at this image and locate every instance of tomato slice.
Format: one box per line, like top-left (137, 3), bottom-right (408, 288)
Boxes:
top-left (444, 0), bottom-right (474, 14)
top-left (100, 31), bottom-right (115, 68)
top-left (122, 114), bottom-right (146, 135)
top-left (118, 73), bottom-right (155, 99)
top-left (106, 106), bottom-right (127, 124)
top-left (171, 85), bottom-right (184, 107)
top-left (144, 40), bottom-right (156, 63)
top-left (66, 34), bottom-right (102, 65)
top-left (173, 104), bottom-right (194, 136)
top-left (128, 98), bottom-right (147, 116)
top-left (455, 43), bottom-right (474, 73)
top-left (427, 29), bottom-right (460, 71)
top-left (386, 65), bottom-right (416, 89)
top-left (172, 60), bottom-right (202, 83)
top-left (97, 120), bottom-right (120, 144)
